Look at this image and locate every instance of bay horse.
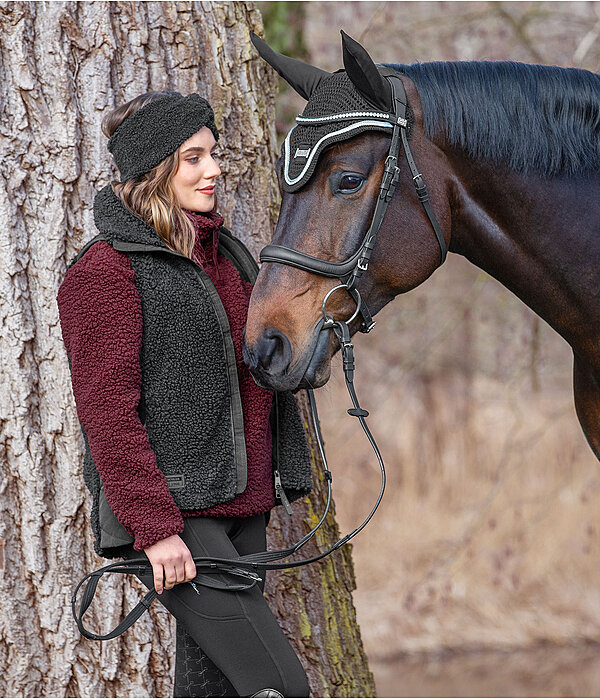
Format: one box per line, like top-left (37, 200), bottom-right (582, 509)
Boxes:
top-left (243, 31), bottom-right (600, 463)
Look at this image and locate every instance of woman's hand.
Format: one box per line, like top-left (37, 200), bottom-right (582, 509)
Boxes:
top-left (143, 534), bottom-right (197, 594)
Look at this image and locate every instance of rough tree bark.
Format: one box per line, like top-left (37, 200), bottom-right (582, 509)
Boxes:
top-left (0, 1), bottom-right (376, 697)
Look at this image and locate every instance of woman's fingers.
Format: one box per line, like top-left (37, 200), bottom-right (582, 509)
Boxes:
top-left (144, 536), bottom-right (196, 593)
top-left (154, 564), bottom-right (165, 594)
top-left (184, 556), bottom-right (197, 583)
top-left (160, 557), bottom-right (193, 592)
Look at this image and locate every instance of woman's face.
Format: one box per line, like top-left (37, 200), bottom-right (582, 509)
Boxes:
top-left (171, 126), bottom-right (221, 212)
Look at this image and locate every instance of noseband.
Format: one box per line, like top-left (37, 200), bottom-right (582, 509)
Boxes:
top-left (259, 70), bottom-right (447, 334)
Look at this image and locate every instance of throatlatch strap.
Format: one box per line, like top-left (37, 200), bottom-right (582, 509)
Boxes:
top-left (399, 127), bottom-right (447, 264)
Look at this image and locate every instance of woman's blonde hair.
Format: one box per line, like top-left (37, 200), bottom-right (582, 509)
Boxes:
top-left (101, 91), bottom-right (217, 259)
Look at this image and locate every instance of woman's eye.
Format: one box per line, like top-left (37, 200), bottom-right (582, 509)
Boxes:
top-left (187, 157), bottom-right (199, 163)
top-left (339, 174), bottom-right (364, 193)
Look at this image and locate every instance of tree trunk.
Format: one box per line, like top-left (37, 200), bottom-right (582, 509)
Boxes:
top-left (0, 1), bottom-right (375, 696)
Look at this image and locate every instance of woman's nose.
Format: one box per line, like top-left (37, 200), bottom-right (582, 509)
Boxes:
top-left (207, 156), bottom-right (221, 179)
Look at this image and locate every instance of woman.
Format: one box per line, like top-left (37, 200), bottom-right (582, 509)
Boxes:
top-left (56, 90), bottom-right (313, 698)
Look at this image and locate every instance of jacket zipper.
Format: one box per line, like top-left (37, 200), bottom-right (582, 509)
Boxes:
top-left (274, 469), bottom-right (293, 516)
top-left (220, 236), bottom-right (295, 514)
top-left (272, 392), bottom-right (293, 516)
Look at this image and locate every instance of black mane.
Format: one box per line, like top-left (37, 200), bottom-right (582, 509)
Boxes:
top-left (386, 60), bottom-right (600, 177)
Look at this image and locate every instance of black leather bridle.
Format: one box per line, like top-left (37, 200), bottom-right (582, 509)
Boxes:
top-left (260, 70), bottom-right (447, 334)
top-left (71, 70), bottom-right (447, 642)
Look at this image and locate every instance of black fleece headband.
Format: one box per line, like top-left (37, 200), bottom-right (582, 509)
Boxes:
top-left (107, 93), bottom-right (219, 182)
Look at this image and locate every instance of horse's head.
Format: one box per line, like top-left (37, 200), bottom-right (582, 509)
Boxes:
top-left (244, 31), bottom-right (452, 392)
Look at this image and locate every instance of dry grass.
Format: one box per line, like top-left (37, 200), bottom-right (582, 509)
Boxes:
top-left (369, 643), bottom-right (600, 697)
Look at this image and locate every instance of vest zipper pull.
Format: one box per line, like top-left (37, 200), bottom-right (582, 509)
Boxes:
top-left (274, 469), bottom-right (293, 516)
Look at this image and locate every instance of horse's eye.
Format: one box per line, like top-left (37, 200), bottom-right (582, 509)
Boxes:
top-left (339, 174), bottom-right (364, 193)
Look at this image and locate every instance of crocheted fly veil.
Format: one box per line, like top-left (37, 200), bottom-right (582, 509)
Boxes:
top-left (250, 29), bottom-right (414, 192)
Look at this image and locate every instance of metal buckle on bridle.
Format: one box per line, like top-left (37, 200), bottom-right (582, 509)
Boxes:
top-left (381, 154), bottom-right (401, 202)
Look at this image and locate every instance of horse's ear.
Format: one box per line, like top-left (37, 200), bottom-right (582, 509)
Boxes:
top-left (340, 30), bottom-right (392, 112)
top-left (250, 31), bottom-right (330, 101)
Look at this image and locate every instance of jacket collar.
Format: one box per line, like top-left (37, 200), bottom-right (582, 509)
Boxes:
top-left (93, 183), bottom-right (171, 250)
top-left (90, 182), bottom-right (261, 286)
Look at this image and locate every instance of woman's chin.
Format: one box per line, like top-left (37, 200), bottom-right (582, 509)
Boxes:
top-left (189, 194), bottom-right (214, 212)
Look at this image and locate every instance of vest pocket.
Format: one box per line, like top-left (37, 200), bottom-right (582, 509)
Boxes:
top-left (98, 482), bottom-right (134, 548)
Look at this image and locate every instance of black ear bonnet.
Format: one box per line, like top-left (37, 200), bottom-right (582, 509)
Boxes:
top-left (250, 31), bottom-right (414, 193)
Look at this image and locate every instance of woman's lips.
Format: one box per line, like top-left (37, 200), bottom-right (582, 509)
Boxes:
top-left (197, 187), bottom-right (215, 194)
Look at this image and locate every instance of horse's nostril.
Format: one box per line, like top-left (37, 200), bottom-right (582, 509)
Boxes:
top-left (254, 329), bottom-right (292, 375)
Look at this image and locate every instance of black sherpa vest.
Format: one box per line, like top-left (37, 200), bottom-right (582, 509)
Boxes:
top-left (67, 183), bottom-right (313, 559)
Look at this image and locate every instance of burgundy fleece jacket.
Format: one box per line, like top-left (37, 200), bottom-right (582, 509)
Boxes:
top-left (57, 208), bottom-right (275, 551)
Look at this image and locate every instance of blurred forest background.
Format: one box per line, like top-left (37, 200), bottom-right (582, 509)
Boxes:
top-left (255, 1), bottom-right (600, 696)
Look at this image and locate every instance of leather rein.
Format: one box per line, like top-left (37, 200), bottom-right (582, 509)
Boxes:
top-left (72, 71), bottom-right (447, 641)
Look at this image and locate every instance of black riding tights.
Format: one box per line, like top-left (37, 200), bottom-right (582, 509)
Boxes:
top-left (120, 512), bottom-right (310, 698)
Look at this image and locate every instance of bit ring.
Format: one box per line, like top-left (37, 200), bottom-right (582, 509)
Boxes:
top-left (321, 284), bottom-right (362, 327)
